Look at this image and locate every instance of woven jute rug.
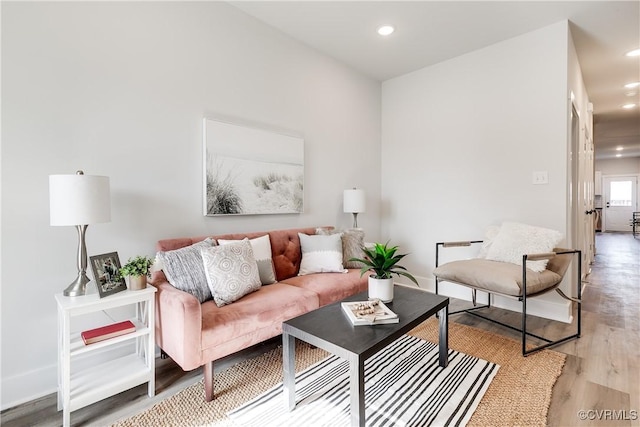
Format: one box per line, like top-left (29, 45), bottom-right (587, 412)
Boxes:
top-left (113, 319), bottom-right (565, 427)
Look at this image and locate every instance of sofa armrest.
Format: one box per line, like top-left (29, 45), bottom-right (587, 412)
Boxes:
top-left (152, 280), bottom-right (203, 370)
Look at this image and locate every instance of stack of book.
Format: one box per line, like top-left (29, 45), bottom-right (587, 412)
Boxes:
top-left (341, 299), bottom-right (399, 326)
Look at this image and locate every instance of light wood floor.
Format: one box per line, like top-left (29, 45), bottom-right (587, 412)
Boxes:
top-left (2, 232), bottom-right (638, 426)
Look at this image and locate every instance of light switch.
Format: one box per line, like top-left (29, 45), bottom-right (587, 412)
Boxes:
top-left (532, 171), bottom-right (548, 185)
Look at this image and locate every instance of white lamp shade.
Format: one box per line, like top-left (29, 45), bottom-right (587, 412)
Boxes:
top-left (49, 173), bottom-right (111, 226)
top-left (343, 188), bottom-right (366, 213)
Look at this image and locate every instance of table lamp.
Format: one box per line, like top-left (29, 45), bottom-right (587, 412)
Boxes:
top-left (49, 171), bottom-right (111, 296)
top-left (343, 188), bottom-right (365, 228)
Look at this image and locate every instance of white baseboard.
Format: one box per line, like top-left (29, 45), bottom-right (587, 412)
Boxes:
top-left (1, 364), bottom-right (58, 411)
top-left (398, 276), bottom-right (572, 324)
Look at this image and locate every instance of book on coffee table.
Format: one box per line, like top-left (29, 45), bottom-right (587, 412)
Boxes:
top-left (341, 299), bottom-right (399, 326)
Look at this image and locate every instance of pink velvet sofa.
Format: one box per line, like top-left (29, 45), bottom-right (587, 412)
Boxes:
top-left (149, 227), bottom-right (368, 401)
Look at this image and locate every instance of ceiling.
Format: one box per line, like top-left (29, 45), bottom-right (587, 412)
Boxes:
top-left (230, 1), bottom-right (640, 160)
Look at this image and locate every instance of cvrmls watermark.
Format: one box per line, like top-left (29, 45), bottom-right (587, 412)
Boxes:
top-left (578, 409), bottom-right (638, 421)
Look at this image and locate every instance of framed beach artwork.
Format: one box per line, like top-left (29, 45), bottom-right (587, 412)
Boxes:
top-left (203, 117), bottom-right (304, 216)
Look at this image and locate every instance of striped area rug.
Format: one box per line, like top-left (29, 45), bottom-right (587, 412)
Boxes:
top-left (228, 335), bottom-right (499, 427)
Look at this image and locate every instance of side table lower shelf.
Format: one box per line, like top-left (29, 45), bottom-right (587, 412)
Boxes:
top-left (66, 353), bottom-right (153, 412)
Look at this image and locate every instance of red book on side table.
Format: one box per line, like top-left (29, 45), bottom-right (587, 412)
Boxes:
top-left (81, 320), bottom-right (136, 345)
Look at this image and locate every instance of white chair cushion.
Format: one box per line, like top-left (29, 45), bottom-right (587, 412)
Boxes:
top-left (434, 259), bottom-right (562, 297)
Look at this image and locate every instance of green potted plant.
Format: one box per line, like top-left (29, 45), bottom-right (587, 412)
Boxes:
top-left (349, 242), bottom-right (419, 302)
top-left (120, 255), bottom-right (154, 291)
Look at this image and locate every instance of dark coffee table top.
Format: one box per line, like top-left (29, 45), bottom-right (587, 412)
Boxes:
top-left (283, 285), bottom-right (449, 360)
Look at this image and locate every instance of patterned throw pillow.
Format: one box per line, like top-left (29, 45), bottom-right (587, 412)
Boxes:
top-left (316, 227), bottom-right (365, 269)
top-left (201, 240), bottom-right (262, 307)
top-left (217, 235), bottom-right (277, 285)
top-left (298, 233), bottom-right (347, 275)
top-left (156, 238), bottom-right (215, 303)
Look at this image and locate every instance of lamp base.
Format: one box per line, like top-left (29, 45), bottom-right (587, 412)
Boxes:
top-left (63, 272), bottom-right (91, 296)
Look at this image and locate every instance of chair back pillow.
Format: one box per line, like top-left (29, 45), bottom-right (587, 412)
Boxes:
top-left (485, 222), bottom-right (563, 272)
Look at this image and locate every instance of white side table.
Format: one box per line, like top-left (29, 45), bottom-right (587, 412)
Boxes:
top-left (55, 286), bottom-right (156, 427)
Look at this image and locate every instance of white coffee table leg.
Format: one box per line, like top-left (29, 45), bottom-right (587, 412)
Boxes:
top-left (350, 357), bottom-right (365, 427)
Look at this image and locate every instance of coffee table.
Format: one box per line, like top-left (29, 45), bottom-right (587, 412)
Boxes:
top-left (282, 285), bottom-right (449, 427)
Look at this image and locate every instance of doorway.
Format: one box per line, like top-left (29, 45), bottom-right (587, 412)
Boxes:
top-left (603, 175), bottom-right (638, 232)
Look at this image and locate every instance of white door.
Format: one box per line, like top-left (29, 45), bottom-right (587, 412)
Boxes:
top-left (570, 104), bottom-right (595, 278)
top-left (603, 175), bottom-right (638, 231)
top-left (582, 133), bottom-right (595, 265)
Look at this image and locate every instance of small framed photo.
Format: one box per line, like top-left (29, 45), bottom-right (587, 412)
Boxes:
top-left (90, 252), bottom-right (127, 298)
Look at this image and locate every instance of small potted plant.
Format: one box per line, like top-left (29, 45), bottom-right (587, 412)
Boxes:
top-left (349, 242), bottom-right (419, 302)
top-left (120, 255), bottom-right (154, 291)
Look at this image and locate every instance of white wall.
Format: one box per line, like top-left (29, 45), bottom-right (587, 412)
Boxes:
top-left (596, 158), bottom-right (640, 175)
top-left (381, 22), bottom-right (578, 318)
top-left (0, 2), bottom-right (381, 408)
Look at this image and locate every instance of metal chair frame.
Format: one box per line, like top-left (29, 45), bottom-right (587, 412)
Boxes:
top-left (435, 241), bottom-right (582, 356)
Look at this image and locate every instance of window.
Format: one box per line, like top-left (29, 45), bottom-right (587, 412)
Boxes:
top-left (609, 181), bottom-right (632, 207)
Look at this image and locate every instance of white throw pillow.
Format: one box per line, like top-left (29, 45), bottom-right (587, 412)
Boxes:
top-left (485, 222), bottom-right (563, 272)
top-left (298, 233), bottom-right (347, 275)
top-left (218, 235), bottom-right (277, 285)
top-left (156, 238), bottom-right (215, 303)
top-left (315, 227), bottom-right (366, 269)
top-left (201, 240), bottom-right (262, 307)
top-left (477, 225), bottom-right (501, 259)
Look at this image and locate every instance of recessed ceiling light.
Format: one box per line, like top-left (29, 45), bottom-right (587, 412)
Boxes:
top-left (624, 82), bottom-right (640, 89)
top-left (616, 146), bottom-right (624, 151)
top-left (622, 103), bottom-right (637, 109)
top-left (616, 154), bottom-right (622, 157)
top-left (626, 91), bottom-right (638, 97)
top-left (625, 48), bottom-right (640, 57)
top-left (377, 25), bottom-right (395, 36)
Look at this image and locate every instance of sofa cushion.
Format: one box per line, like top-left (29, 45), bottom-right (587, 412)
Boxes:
top-left (341, 229), bottom-right (366, 268)
top-left (200, 282), bottom-right (319, 360)
top-left (212, 227), bottom-right (319, 282)
top-left (156, 238), bottom-right (215, 303)
top-left (218, 235), bottom-right (277, 285)
top-left (266, 227), bottom-right (314, 281)
top-left (201, 240), bottom-right (262, 307)
top-left (298, 233), bottom-right (347, 275)
top-left (281, 269), bottom-right (368, 306)
top-left (316, 227), bottom-right (366, 269)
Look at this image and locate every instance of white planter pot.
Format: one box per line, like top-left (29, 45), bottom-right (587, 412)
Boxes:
top-left (368, 276), bottom-right (394, 303)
